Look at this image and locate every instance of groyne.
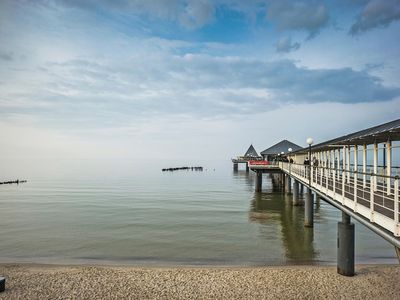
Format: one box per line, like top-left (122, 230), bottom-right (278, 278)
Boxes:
top-left (0, 180), bottom-right (27, 185)
top-left (162, 167), bottom-right (203, 172)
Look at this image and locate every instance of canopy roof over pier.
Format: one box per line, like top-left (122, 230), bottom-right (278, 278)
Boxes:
top-left (260, 140), bottom-right (302, 156)
top-left (292, 119), bottom-right (400, 154)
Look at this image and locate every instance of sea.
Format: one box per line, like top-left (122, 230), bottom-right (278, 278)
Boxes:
top-left (0, 158), bottom-right (397, 266)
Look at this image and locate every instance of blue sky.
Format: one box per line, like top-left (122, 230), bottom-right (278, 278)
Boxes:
top-left (0, 0), bottom-right (399, 170)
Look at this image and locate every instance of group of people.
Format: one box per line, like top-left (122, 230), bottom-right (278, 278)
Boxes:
top-left (304, 157), bottom-right (319, 166)
top-left (273, 155), bottom-right (319, 166)
top-left (273, 156), bottom-right (294, 163)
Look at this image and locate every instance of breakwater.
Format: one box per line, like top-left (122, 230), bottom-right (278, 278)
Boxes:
top-left (162, 166), bottom-right (203, 172)
top-left (0, 180), bottom-right (27, 185)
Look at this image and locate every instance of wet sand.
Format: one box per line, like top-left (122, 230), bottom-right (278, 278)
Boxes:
top-left (0, 264), bottom-right (399, 299)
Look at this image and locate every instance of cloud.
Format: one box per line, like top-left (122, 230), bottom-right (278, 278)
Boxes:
top-left (1, 0), bottom-right (399, 128)
top-left (350, 0), bottom-right (400, 35)
top-left (179, 0), bottom-right (215, 29)
top-left (276, 37), bottom-right (301, 53)
top-left (1, 51), bottom-right (399, 130)
top-left (34, 0), bottom-right (215, 30)
top-left (266, 0), bottom-right (329, 38)
top-left (0, 52), bottom-right (13, 61)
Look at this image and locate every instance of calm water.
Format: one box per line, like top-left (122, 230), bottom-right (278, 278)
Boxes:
top-left (0, 160), bottom-right (397, 265)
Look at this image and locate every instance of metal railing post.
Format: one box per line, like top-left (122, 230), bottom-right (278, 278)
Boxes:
top-left (347, 146), bottom-right (351, 183)
top-left (370, 174), bottom-right (375, 222)
top-left (320, 165), bottom-right (323, 187)
top-left (373, 143), bottom-right (378, 191)
top-left (386, 141), bottom-right (392, 195)
top-left (342, 171), bottom-right (345, 205)
top-left (333, 167), bottom-right (336, 194)
top-left (354, 171), bottom-right (358, 212)
top-left (310, 165), bottom-right (313, 187)
top-left (394, 178), bottom-right (399, 236)
top-left (363, 144), bottom-right (367, 188)
top-left (326, 166), bottom-right (329, 194)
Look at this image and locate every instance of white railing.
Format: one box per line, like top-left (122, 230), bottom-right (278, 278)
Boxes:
top-left (280, 162), bottom-right (400, 237)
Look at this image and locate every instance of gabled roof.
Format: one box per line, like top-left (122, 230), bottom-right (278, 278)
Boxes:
top-left (260, 140), bottom-right (302, 155)
top-left (244, 144), bottom-right (259, 157)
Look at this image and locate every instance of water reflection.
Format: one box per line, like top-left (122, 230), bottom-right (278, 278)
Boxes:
top-left (232, 169), bottom-right (255, 189)
top-left (249, 184), bottom-right (318, 262)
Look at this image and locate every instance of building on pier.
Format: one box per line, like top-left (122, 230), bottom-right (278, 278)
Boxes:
top-left (260, 140), bottom-right (302, 162)
top-left (232, 144), bottom-right (263, 172)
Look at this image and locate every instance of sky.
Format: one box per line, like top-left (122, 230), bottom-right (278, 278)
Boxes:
top-left (1, 0), bottom-right (400, 173)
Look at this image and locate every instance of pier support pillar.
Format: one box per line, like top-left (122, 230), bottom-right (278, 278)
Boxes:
top-left (255, 171), bottom-right (262, 192)
top-left (233, 163), bottom-right (238, 172)
top-left (277, 173), bottom-right (282, 189)
top-left (281, 173), bottom-right (286, 192)
top-left (292, 179), bottom-right (300, 206)
top-left (304, 190), bottom-right (314, 227)
top-left (285, 175), bottom-right (292, 194)
top-left (316, 194), bottom-right (321, 207)
top-left (300, 184), bottom-right (304, 194)
top-left (337, 212), bottom-right (355, 276)
top-left (0, 276), bottom-right (4, 293)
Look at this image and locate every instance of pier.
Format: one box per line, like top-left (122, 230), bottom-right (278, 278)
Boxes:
top-left (239, 119), bottom-right (400, 276)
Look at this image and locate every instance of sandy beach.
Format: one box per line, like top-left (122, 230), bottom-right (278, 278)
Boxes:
top-left (0, 264), bottom-right (399, 299)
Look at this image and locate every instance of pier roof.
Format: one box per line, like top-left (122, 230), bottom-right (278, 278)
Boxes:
top-left (292, 118), bottom-right (400, 154)
top-left (260, 140), bottom-right (302, 156)
top-left (244, 144), bottom-right (259, 157)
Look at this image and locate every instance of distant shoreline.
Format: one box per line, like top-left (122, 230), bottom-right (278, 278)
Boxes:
top-left (0, 264), bottom-right (399, 299)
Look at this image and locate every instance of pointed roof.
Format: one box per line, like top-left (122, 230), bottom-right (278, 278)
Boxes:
top-left (260, 140), bottom-right (302, 156)
top-left (244, 144), bottom-right (259, 157)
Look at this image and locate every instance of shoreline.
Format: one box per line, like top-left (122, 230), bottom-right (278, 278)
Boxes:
top-left (0, 255), bottom-right (397, 268)
top-left (1, 263), bottom-right (399, 299)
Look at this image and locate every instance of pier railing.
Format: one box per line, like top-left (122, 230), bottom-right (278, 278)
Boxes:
top-left (280, 162), bottom-right (400, 237)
